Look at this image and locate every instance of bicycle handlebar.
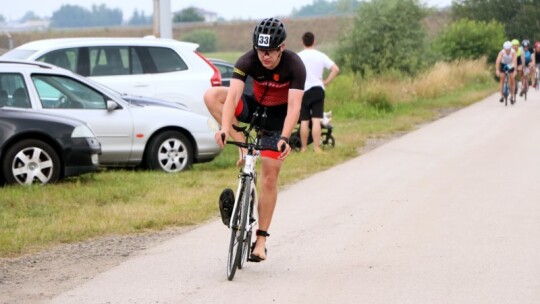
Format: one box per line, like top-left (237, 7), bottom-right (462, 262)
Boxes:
top-left (226, 140), bottom-right (285, 153)
top-left (221, 125), bottom-right (286, 153)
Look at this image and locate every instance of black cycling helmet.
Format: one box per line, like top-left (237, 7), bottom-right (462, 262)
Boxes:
top-left (522, 39), bottom-right (530, 48)
top-left (252, 17), bottom-right (287, 49)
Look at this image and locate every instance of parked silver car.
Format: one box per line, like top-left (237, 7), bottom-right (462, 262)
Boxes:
top-left (0, 60), bottom-right (221, 172)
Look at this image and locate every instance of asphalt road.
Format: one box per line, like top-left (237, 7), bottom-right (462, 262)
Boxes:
top-left (50, 93), bottom-right (540, 304)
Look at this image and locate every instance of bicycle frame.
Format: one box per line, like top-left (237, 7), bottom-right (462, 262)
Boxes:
top-left (229, 147), bottom-right (259, 234)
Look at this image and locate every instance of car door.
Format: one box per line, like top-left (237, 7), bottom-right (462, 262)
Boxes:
top-left (30, 74), bottom-right (135, 165)
top-left (87, 46), bottom-right (156, 98)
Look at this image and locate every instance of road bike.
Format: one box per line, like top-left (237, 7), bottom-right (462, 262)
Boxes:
top-left (222, 107), bottom-right (283, 281)
top-left (535, 65), bottom-right (540, 91)
top-left (522, 66), bottom-right (530, 101)
top-left (502, 69), bottom-right (510, 106)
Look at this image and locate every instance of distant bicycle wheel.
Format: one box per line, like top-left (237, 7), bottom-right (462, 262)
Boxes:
top-left (322, 134), bottom-right (335, 150)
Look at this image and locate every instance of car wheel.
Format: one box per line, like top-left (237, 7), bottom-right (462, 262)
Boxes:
top-left (145, 131), bottom-right (193, 173)
top-left (1, 139), bottom-right (61, 185)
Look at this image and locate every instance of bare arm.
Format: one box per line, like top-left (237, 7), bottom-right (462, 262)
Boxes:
top-left (495, 51), bottom-right (502, 77)
top-left (277, 89), bottom-right (303, 159)
top-left (324, 64), bottom-right (340, 86)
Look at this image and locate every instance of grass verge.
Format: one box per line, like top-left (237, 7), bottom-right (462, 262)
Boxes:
top-left (0, 59), bottom-right (496, 258)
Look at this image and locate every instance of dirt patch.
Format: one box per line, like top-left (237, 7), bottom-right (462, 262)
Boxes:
top-left (0, 226), bottom-right (193, 304)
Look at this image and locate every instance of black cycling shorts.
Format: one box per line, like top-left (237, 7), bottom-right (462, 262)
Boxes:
top-left (300, 86), bottom-right (325, 121)
top-left (500, 64), bottom-right (515, 73)
top-left (234, 94), bottom-right (287, 159)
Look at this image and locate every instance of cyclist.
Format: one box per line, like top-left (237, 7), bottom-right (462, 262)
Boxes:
top-left (495, 41), bottom-right (517, 103)
top-left (519, 39), bottom-right (534, 96)
top-left (512, 39), bottom-right (522, 96)
top-left (204, 17), bottom-right (306, 262)
top-left (297, 31), bottom-right (340, 153)
top-left (533, 41), bottom-right (540, 88)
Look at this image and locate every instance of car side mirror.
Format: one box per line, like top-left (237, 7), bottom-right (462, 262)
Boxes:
top-left (106, 100), bottom-right (121, 111)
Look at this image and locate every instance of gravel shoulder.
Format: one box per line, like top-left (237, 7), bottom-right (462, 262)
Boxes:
top-left (0, 227), bottom-right (194, 304)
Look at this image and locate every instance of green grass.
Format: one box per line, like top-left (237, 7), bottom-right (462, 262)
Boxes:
top-left (204, 52), bottom-right (243, 63)
top-left (0, 59), bottom-right (497, 258)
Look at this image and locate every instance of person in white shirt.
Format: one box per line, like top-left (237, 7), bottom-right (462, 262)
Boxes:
top-left (297, 32), bottom-right (339, 152)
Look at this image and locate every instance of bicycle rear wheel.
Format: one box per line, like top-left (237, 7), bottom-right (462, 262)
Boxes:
top-left (503, 82), bottom-right (509, 106)
top-left (226, 179), bottom-right (252, 280)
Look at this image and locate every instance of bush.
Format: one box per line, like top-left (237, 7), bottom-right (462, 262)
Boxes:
top-left (180, 29), bottom-right (217, 52)
top-left (433, 19), bottom-right (505, 63)
top-left (336, 0), bottom-right (429, 76)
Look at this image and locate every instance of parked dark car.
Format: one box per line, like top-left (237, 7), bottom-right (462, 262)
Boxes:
top-left (0, 108), bottom-right (101, 185)
top-left (209, 58), bottom-right (253, 95)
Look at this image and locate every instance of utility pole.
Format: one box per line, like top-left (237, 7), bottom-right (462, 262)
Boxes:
top-left (153, 0), bottom-right (172, 38)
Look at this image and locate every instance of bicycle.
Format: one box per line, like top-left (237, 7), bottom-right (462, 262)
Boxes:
top-left (522, 66), bottom-right (530, 101)
top-left (535, 64), bottom-right (540, 91)
top-left (502, 69), bottom-right (510, 106)
top-left (222, 107), bottom-right (284, 281)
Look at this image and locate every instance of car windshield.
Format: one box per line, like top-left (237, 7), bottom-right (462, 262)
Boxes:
top-left (1, 49), bottom-right (37, 60)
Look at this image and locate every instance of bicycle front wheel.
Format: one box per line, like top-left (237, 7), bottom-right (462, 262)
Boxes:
top-left (226, 179), bottom-right (252, 280)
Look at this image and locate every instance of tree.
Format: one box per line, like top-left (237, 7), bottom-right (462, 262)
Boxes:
top-left (181, 29), bottom-right (217, 52)
top-left (452, 0), bottom-right (540, 41)
top-left (336, 0), bottom-right (428, 75)
top-left (433, 19), bottom-right (505, 63)
top-left (128, 9), bottom-right (152, 26)
top-left (50, 4), bottom-right (122, 28)
top-left (292, 0), bottom-right (361, 17)
top-left (173, 7), bottom-right (204, 23)
top-left (20, 11), bottom-right (41, 22)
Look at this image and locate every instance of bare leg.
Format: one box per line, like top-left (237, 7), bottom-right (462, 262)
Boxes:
top-left (204, 87), bottom-right (246, 165)
top-left (204, 87), bottom-right (228, 123)
top-left (499, 74), bottom-right (504, 97)
top-left (311, 117), bottom-right (322, 152)
top-left (510, 73), bottom-right (516, 99)
top-left (252, 157), bottom-right (282, 260)
top-left (299, 120), bottom-right (310, 152)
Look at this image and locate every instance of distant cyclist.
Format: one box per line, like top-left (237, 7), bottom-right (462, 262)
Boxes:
top-left (512, 39), bottom-right (522, 96)
top-left (533, 41), bottom-right (540, 88)
top-left (204, 17), bottom-right (306, 262)
top-left (519, 40), bottom-right (534, 96)
top-left (495, 41), bottom-right (517, 103)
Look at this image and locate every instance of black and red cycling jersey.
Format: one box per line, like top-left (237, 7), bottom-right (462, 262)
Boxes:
top-left (232, 49), bottom-right (306, 106)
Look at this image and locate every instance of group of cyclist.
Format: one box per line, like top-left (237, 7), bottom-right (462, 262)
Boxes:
top-left (496, 39), bottom-right (540, 104)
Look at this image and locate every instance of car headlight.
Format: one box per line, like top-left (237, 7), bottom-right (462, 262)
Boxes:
top-left (207, 118), bottom-right (220, 132)
top-left (71, 125), bottom-right (95, 138)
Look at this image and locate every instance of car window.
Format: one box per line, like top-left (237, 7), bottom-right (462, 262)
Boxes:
top-left (215, 63), bottom-right (233, 78)
top-left (89, 46), bottom-right (130, 76)
top-left (146, 47), bottom-right (188, 73)
top-left (36, 48), bottom-right (78, 72)
top-left (0, 73), bottom-right (31, 108)
top-left (32, 74), bottom-right (107, 109)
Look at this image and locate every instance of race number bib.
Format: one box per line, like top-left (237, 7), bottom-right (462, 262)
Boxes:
top-left (258, 34), bottom-right (271, 47)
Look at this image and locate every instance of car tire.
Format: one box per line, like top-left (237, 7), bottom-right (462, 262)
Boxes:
top-left (1, 139), bottom-right (61, 185)
top-left (145, 130), bottom-right (193, 173)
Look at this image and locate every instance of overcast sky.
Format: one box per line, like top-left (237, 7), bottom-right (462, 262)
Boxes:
top-left (3, 0), bottom-right (453, 21)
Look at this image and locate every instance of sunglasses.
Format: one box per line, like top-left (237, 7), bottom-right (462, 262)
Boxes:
top-left (254, 45), bottom-right (282, 56)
